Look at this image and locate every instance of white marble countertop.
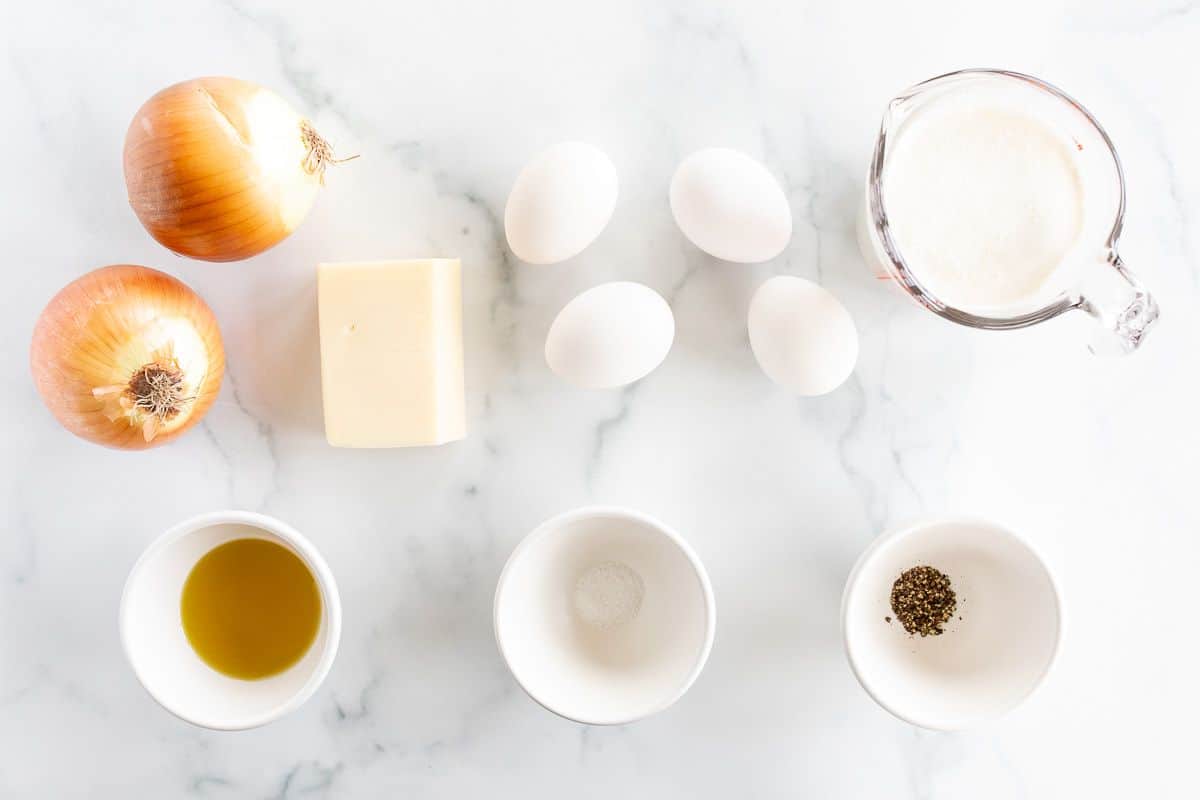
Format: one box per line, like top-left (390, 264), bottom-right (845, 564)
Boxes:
top-left (3, 0), bottom-right (1199, 797)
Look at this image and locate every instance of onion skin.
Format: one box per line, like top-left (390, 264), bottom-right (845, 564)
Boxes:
top-left (124, 77), bottom-right (327, 262)
top-left (30, 265), bottom-right (224, 450)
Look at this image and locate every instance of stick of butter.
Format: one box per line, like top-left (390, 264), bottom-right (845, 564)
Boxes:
top-left (318, 259), bottom-right (466, 447)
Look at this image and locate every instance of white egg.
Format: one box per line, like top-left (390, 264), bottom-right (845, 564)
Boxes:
top-left (545, 282), bottom-right (674, 389)
top-left (747, 276), bottom-right (857, 396)
top-left (504, 142), bottom-right (618, 265)
top-left (669, 148), bottom-right (792, 263)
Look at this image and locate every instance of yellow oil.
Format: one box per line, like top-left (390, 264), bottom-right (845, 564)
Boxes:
top-left (180, 538), bottom-right (321, 680)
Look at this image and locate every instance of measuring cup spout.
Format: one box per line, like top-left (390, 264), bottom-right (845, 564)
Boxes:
top-left (1077, 256), bottom-right (1159, 355)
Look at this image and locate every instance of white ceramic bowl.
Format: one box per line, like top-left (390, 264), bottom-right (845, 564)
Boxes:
top-left (120, 511), bottom-right (342, 730)
top-left (494, 507), bottom-right (715, 725)
top-left (842, 517), bottom-right (1062, 730)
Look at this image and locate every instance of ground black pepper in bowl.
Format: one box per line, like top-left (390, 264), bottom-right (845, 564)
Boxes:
top-left (888, 565), bottom-right (957, 636)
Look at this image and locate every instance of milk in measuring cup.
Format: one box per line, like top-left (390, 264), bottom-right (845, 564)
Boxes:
top-left (883, 102), bottom-right (1100, 312)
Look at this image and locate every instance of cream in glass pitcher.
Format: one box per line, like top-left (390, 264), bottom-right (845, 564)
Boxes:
top-left (857, 69), bottom-right (1158, 354)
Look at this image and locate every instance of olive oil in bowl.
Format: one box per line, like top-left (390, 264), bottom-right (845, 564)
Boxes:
top-left (180, 538), bottom-right (322, 680)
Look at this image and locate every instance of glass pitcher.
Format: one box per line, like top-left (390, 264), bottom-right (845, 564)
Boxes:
top-left (856, 69), bottom-right (1158, 354)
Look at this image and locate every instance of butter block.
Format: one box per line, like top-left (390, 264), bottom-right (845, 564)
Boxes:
top-left (318, 259), bottom-right (466, 447)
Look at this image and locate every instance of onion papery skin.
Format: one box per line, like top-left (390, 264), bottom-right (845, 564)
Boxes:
top-left (30, 265), bottom-right (225, 450)
top-left (124, 77), bottom-right (326, 262)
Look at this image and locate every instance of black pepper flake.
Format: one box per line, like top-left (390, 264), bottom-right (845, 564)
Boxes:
top-left (889, 565), bottom-right (957, 637)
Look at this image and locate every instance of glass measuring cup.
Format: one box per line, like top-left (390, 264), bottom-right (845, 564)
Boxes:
top-left (857, 69), bottom-right (1158, 354)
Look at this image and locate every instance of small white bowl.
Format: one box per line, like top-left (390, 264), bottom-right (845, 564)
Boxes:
top-left (842, 517), bottom-right (1062, 731)
top-left (120, 511), bottom-right (342, 730)
top-left (494, 507), bottom-right (716, 725)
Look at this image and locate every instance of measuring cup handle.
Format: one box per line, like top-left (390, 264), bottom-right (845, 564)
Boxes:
top-left (1077, 255), bottom-right (1159, 355)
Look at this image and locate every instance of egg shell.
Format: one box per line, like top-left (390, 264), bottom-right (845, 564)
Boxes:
top-left (504, 142), bottom-right (618, 265)
top-left (747, 276), bottom-right (857, 396)
top-left (669, 148), bottom-right (792, 263)
top-left (545, 282), bottom-right (675, 389)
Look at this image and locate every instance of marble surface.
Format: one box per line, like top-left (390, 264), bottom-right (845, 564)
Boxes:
top-left (3, 0), bottom-right (1199, 797)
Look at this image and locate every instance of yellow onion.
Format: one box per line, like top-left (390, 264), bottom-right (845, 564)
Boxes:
top-left (124, 77), bottom-right (346, 262)
top-left (30, 265), bottom-right (224, 449)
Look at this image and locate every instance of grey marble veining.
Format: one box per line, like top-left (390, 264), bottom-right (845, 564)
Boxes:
top-left (2, 0), bottom-right (1199, 797)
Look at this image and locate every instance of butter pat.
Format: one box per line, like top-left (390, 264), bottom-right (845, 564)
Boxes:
top-left (318, 259), bottom-right (466, 447)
